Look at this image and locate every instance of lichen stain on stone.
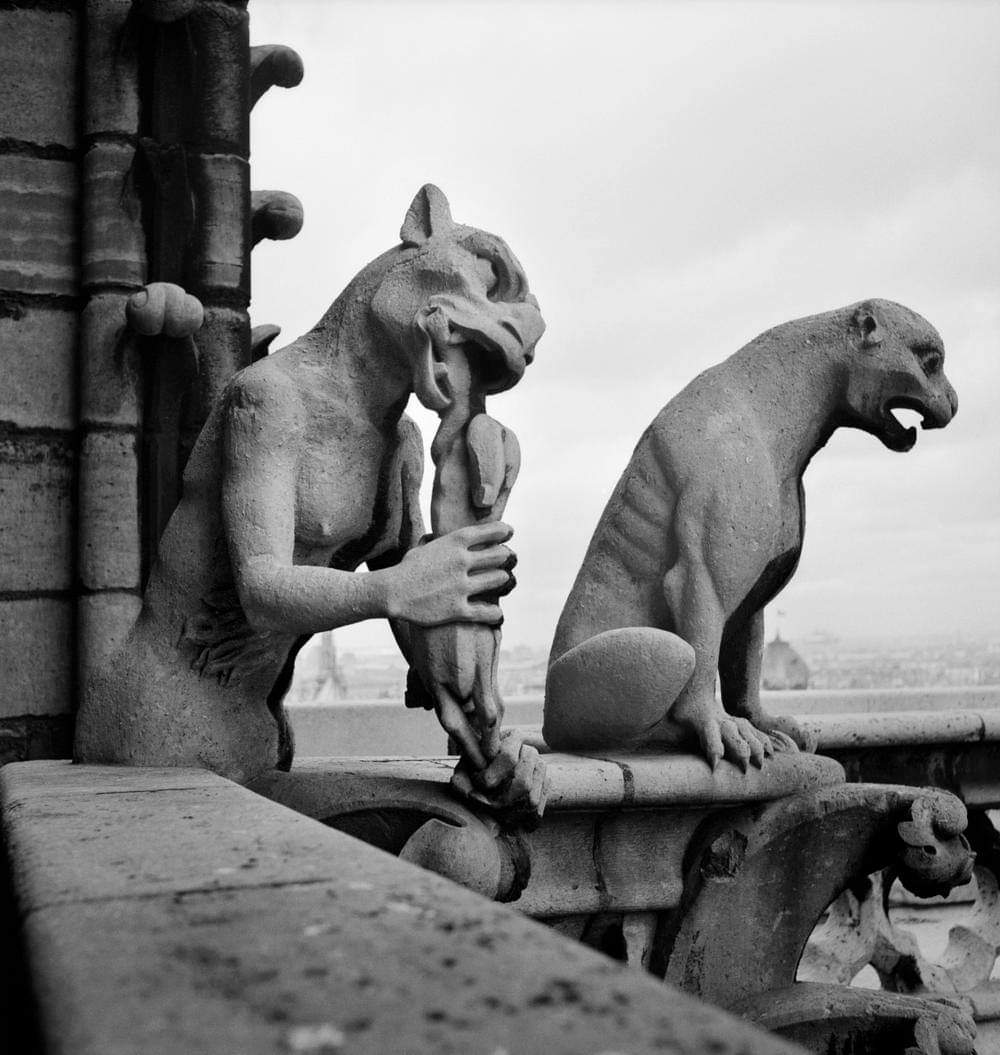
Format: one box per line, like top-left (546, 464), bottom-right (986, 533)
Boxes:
top-left (527, 978), bottom-right (583, 1008)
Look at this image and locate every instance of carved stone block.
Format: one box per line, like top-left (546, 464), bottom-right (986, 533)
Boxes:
top-left (0, 305), bottom-right (77, 430)
top-left (0, 9), bottom-right (78, 147)
top-left (78, 429), bottom-right (141, 592)
top-left (0, 156), bottom-right (78, 296)
top-left (0, 432), bottom-right (74, 592)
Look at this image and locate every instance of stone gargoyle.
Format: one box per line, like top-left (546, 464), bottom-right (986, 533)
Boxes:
top-left (75, 185), bottom-right (547, 813)
top-left (544, 300), bottom-right (957, 769)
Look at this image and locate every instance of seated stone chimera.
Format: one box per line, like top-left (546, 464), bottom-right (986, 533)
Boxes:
top-left (545, 300), bottom-right (957, 769)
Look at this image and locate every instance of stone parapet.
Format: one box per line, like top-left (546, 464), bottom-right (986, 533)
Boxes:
top-left (0, 760), bottom-right (799, 1055)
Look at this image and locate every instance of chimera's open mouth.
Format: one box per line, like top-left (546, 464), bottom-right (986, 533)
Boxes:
top-left (449, 324), bottom-right (527, 395)
top-left (880, 396), bottom-right (932, 452)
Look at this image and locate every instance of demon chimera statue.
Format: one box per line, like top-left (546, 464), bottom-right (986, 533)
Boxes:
top-left (545, 300), bottom-right (957, 770)
top-left (76, 185), bottom-right (547, 814)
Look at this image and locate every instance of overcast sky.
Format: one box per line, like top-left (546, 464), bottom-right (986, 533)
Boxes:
top-left (248, 0), bottom-right (1000, 655)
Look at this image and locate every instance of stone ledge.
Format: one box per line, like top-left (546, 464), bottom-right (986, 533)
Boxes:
top-left (0, 761), bottom-right (800, 1055)
top-left (288, 749), bottom-right (845, 811)
top-left (804, 708), bottom-right (1000, 749)
top-left (257, 753), bottom-right (845, 919)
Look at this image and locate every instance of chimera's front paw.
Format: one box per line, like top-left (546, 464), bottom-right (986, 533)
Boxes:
top-left (688, 713), bottom-right (772, 772)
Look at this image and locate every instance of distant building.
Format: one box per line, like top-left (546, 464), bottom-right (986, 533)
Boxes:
top-left (761, 632), bottom-right (810, 690)
top-left (292, 633), bottom-right (350, 705)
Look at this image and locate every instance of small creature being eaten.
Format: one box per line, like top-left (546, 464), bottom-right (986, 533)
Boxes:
top-left (75, 185), bottom-right (546, 814)
top-left (545, 300), bottom-right (957, 770)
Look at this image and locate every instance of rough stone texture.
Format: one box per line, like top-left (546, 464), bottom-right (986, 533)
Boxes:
top-left (78, 428), bottom-right (141, 590)
top-left (186, 303), bottom-right (248, 427)
top-left (83, 0), bottom-right (140, 138)
top-left (0, 305), bottom-right (77, 430)
top-left (188, 1), bottom-right (250, 153)
top-left (77, 590), bottom-right (142, 692)
top-left (0, 155), bottom-right (78, 295)
top-left (546, 301), bottom-right (957, 772)
top-left (2, 765), bottom-right (351, 912)
top-left (188, 153), bottom-right (250, 299)
top-left (1, 761), bottom-right (802, 1055)
top-left (803, 709), bottom-right (1000, 807)
top-left (80, 293), bottom-right (141, 428)
top-left (662, 784), bottom-right (973, 1004)
top-left (811, 709), bottom-right (1000, 749)
top-left (249, 189), bottom-right (304, 245)
top-left (279, 750), bottom-right (845, 813)
top-left (258, 752), bottom-right (845, 917)
top-left (75, 187), bottom-right (545, 812)
top-left (800, 822), bottom-right (1000, 997)
top-left (0, 431), bottom-right (74, 592)
top-left (0, 9), bottom-right (79, 147)
top-left (735, 983), bottom-right (975, 1055)
top-left (0, 598), bottom-right (74, 718)
top-left (249, 44), bottom-right (304, 110)
top-left (82, 142), bottom-right (146, 289)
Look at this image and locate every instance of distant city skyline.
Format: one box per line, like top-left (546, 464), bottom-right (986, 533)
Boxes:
top-left (289, 628), bottom-right (1000, 706)
top-left (249, 2), bottom-right (1000, 656)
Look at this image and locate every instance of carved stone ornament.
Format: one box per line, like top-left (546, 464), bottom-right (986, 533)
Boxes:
top-left (545, 300), bottom-right (957, 770)
top-left (74, 185), bottom-right (546, 815)
top-left (659, 783), bottom-right (977, 1054)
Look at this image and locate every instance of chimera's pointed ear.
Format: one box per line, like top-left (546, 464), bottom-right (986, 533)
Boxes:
top-left (853, 302), bottom-right (883, 348)
top-left (400, 184), bottom-right (454, 247)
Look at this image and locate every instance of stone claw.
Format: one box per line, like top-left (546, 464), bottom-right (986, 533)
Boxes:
top-left (451, 729), bottom-right (548, 824)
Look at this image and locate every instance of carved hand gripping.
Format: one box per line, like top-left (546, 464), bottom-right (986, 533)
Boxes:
top-left (407, 342), bottom-right (548, 822)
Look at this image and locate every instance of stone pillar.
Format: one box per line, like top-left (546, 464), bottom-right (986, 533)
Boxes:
top-left (136, 0), bottom-right (252, 562)
top-left (77, 0), bottom-right (147, 706)
top-left (0, 2), bottom-right (82, 761)
top-left (0, 1), bottom-right (301, 763)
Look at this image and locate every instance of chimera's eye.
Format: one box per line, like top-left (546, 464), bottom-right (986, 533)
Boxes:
top-left (914, 346), bottom-right (942, 378)
top-left (475, 256), bottom-right (498, 296)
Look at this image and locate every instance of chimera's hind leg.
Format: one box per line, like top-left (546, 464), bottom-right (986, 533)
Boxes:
top-left (662, 558), bottom-right (773, 770)
top-left (543, 627), bottom-right (695, 750)
top-left (719, 608), bottom-right (814, 752)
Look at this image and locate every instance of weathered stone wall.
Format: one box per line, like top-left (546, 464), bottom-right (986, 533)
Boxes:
top-left (0, 1), bottom-right (275, 764)
top-left (0, 1), bottom-right (83, 762)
